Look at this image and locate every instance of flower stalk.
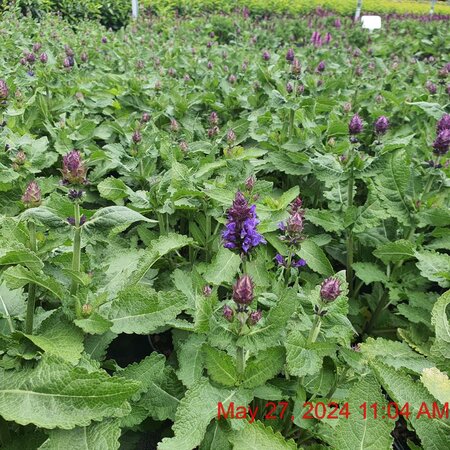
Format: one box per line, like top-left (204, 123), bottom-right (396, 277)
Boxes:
top-left (70, 202), bottom-right (82, 296)
top-left (25, 221), bottom-right (37, 334)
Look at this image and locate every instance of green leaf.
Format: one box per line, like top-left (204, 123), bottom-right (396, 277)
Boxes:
top-left (0, 355), bottom-right (139, 429)
top-left (373, 239), bottom-right (415, 264)
top-left (204, 247), bottom-right (241, 285)
top-left (242, 347), bottom-right (285, 389)
top-left (237, 288), bottom-right (297, 352)
top-left (352, 262), bottom-right (388, 284)
top-left (175, 333), bottom-right (206, 388)
top-left (375, 150), bottom-right (411, 225)
top-left (333, 374), bottom-right (394, 450)
top-left (406, 101), bottom-right (446, 120)
top-left (21, 313), bottom-right (84, 364)
top-left (421, 367), bottom-right (450, 404)
top-left (0, 283), bottom-right (26, 322)
top-left (97, 177), bottom-right (130, 203)
top-left (297, 239), bottom-right (333, 276)
top-left (229, 421), bottom-right (297, 450)
top-left (431, 290), bottom-right (450, 359)
top-left (204, 345), bottom-right (239, 387)
top-left (74, 313), bottom-right (113, 335)
top-left (39, 419), bottom-right (121, 450)
top-left (360, 338), bottom-right (433, 374)
top-left (128, 234), bottom-right (193, 285)
top-left (285, 329), bottom-right (335, 377)
top-left (305, 209), bottom-right (344, 232)
top-left (371, 361), bottom-right (450, 450)
top-left (158, 378), bottom-right (251, 450)
top-left (0, 247), bottom-right (43, 272)
top-left (19, 206), bottom-right (69, 228)
top-left (107, 286), bottom-right (186, 334)
top-left (2, 265), bottom-right (65, 300)
top-left (84, 206), bottom-right (155, 235)
top-left (415, 250), bottom-right (450, 288)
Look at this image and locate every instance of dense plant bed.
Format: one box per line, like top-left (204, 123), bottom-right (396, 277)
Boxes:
top-left (0, 8), bottom-right (449, 450)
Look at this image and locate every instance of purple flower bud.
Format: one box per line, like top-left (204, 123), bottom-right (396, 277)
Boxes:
top-left (287, 212), bottom-right (304, 234)
top-left (248, 310), bottom-right (262, 325)
top-left (26, 52), bottom-right (36, 64)
top-left (325, 32), bottom-right (332, 44)
top-left (223, 305), bottom-right (234, 322)
top-left (292, 258), bottom-right (307, 268)
top-left (374, 116), bottom-right (389, 135)
top-left (63, 57), bottom-right (72, 69)
top-left (349, 113), bottom-right (363, 135)
top-left (355, 66), bottom-right (363, 77)
top-left (343, 102), bottom-right (352, 113)
top-left (67, 214), bottom-right (87, 226)
top-left (209, 111), bottom-right (219, 125)
top-left (353, 48), bottom-right (361, 58)
top-left (64, 45), bottom-right (74, 57)
top-left (316, 61), bottom-right (326, 73)
top-left (292, 58), bottom-right (301, 75)
top-left (226, 129), bottom-right (236, 143)
top-left (80, 52), bottom-right (88, 63)
top-left (262, 51), bottom-right (270, 61)
top-left (170, 119), bottom-right (179, 132)
top-left (20, 58), bottom-right (27, 65)
top-left (179, 141), bottom-right (188, 152)
top-left (433, 129), bottom-right (450, 155)
top-left (203, 285), bottom-right (212, 296)
top-left (183, 74), bottom-right (191, 82)
top-left (232, 275), bottom-right (254, 305)
top-left (437, 114), bottom-right (450, 133)
top-left (286, 82), bottom-right (293, 94)
top-left (375, 94), bottom-right (383, 103)
top-left (68, 189), bottom-right (84, 201)
top-left (334, 18), bottom-right (341, 28)
top-left (168, 67), bottom-right (176, 77)
top-left (132, 130), bottom-right (142, 143)
top-left (15, 150), bottom-right (26, 165)
top-left (0, 79), bottom-right (8, 100)
top-left (245, 175), bottom-right (256, 191)
top-left (286, 48), bottom-right (295, 62)
top-left (101, 36), bottom-right (107, 44)
top-left (22, 181), bottom-right (41, 208)
top-left (290, 197), bottom-right (303, 213)
top-left (209, 31), bottom-right (215, 38)
top-left (32, 43), bottom-right (42, 52)
top-left (320, 277), bottom-right (341, 302)
top-left (229, 74), bottom-right (237, 84)
top-left (208, 126), bottom-right (219, 138)
top-left (40, 52), bottom-right (48, 63)
top-left (297, 84), bottom-right (304, 95)
top-left (61, 150), bottom-right (87, 185)
top-left (206, 41), bottom-right (213, 48)
top-left (426, 80), bottom-right (437, 94)
top-left (141, 112), bottom-right (151, 123)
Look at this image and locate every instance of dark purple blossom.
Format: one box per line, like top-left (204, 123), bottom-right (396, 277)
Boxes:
top-left (316, 61), bottom-right (326, 72)
top-left (141, 112), bottom-right (151, 123)
top-left (374, 116), bottom-right (389, 135)
top-left (349, 113), bottom-right (363, 135)
top-left (67, 215), bottom-right (87, 226)
top-left (426, 80), bottom-right (437, 94)
top-left (209, 111), bottom-right (219, 125)
top-left (222, 191), bottom-right (265, 254)
top-left (25, 52), bottom-right (36, 64)
top-left (203, 285), bottom-right (212, 296)
top-left (433, 129), bottom-right (450, 155)
top-left (232, 275), bottom-right (254, 305)
top-left (262, 51), bottom-right (270, 61)
top-left (334, 18), bottom-right (341, 28)
top-left (245, 175), bottom-right (256, 192)
top-left (437, 114), bottom-right (450, 133)
top-left (68, 189), bottom-right (84, 201)
top-left (101, 36), bottom-right (107, 43)
top-left (286, 82), bottom-right (293, 94)
top-left (32, 43), bottom-right (42, 52)
top-left (0, 79), bottom-right (8, 100)
top-left (61, 150), bottom-right (87, 185)
top-left (132, 130), bottom-right (142, 143)
top-left (292, 58), bottom-right (301, 75)
top-left (40, 53), bottom-right (48, 63)
top-left (320, 277), bottom-right (341, 302)
top-left (286, 48), bottom-right (295, 62)
top-left (226, 129), bottom-right (236, 143)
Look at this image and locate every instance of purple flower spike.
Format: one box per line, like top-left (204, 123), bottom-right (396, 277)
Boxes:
top-left (374, 116), bottom-right (389, 135)
top-left (286, 82), bottom-right (293, 94)
top-left (437, 114), bottom-right (450, 133)
top-left (316, 61), bottom-right (326, 73)
top-left (275, 254), bottom-right (286, 266)
top-left (232, 275), bottom-right (254, 305)
top-left (61, 150), bottom-right (87, 185)
top-left (40, 53), bottom-right (48, 63)
top-left (132, 130), bottom-right (142, 144)
top-left (222, 191), bottom-right (265, 255)
top-left (226, 129), bottom-right (236, 143)
top-left (349, 113), bottom-right (363, 135)
top-left (286, 48), bottom-right (295, 62)
top-left (320, 277), bottom-right (341, 302)
top-left (209, 111), bottom-right (219, 125)
top-left (68, 189), bottom-right (84, 201)
top-left (292, 59), bottom-right (301, 75)
top-left (248, 310), bottom-right (262, 325)
top-left (223, 305), bottom-right (234, 322)
top-left (22, 181), bottom-right (41, 208)
top-left (141, 112), bottom-right (151, 123)
top-left (203, 285), bottom-right (212, 297)
top-left (262, 51), bottom-right (270, 61)
top-left (0, 79), bottom-right (8, 100)
top-left (67, 214), bottom-right (87, 226)
top-left (433, 129), bottom-right (450, 155)
top-left (292, 258), bottom-right (307, 268)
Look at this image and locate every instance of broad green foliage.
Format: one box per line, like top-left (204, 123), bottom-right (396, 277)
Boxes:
top-left (0, 4), bottom-right (449, 450)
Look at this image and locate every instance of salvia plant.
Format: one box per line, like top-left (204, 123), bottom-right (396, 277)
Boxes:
top-left (0, 5), bottom-right (449, 450)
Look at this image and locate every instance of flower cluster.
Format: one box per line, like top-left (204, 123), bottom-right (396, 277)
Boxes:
top-left (320, 277), bottom-right (341, 302)
top-left (374, 116), bottom-right (389, 135)
top-left (0, 79), bottom-right (8, 100)
top-left (61, 150), bottom-right (88, 185)
top-left (222, 191), bottom-right (266, 255)
top-left (276, 197), bottom-right (307, 270)
top-left (223, 275), bottom-right (261, 325)
top-left (433, 113), bottom-right (450, 156)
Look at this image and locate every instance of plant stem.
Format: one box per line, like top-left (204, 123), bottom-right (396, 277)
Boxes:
top-left (307, 313), bottom-right (322, 345)
top-left (205, 207), bottom-right (211, 262)
top-left (288, 108), bottom-right (295, 139)
top-left (70, 202), bottom-right (82, 296)
top-left (236, 346), bottom-right (246, 375)
top-left (157, 212), bottom-right (166, 235)
top-left (25, 221), bottom-right (37, 334)
top-left (346, 163), bottom-right (354, 294)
